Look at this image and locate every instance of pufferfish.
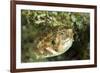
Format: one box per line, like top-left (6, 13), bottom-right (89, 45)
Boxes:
top-left (33, 26), bottom-right (74, 60)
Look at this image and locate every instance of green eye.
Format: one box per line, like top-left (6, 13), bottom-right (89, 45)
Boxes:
top-left (60, 32), bottom-right (64, 35)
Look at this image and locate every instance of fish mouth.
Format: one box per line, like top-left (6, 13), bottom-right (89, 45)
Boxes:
top-left (42, 38), bottom-right (74, 58)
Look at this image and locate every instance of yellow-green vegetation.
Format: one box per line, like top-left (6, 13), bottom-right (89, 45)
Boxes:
top-left (21, 10), bottom-right (90, 62)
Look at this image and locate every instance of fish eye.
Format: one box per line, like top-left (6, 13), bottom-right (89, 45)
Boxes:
top-left (61, 32), bottom-right (64, 35)
top-left (51, 40), bottom-right (55, 45)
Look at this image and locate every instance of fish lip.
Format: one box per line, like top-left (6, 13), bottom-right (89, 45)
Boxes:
top-left (43, 38), bottom-right (74, 58)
